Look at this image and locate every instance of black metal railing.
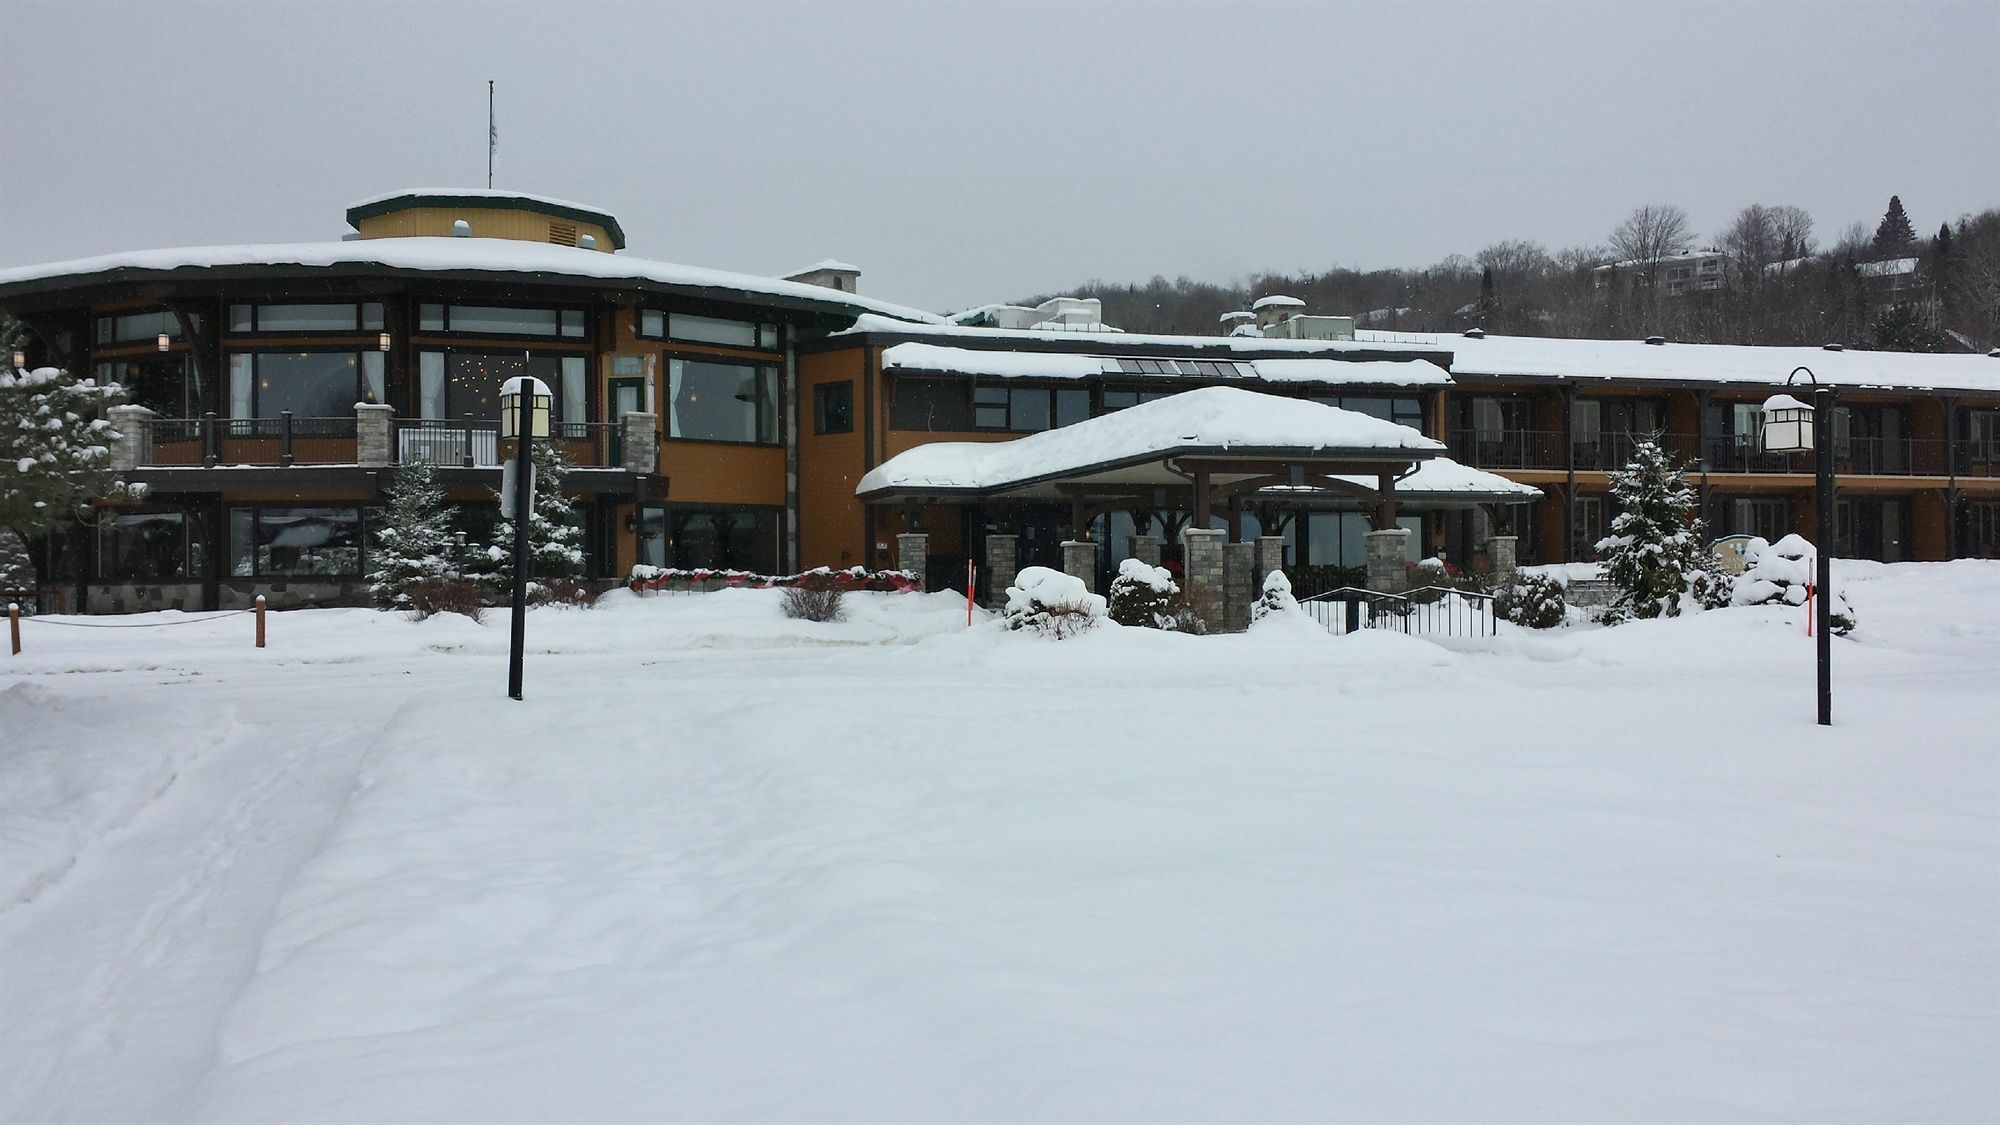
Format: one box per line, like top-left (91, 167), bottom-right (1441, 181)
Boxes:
top-left (395, 419), bottom-right (501, 467)
top-left (144, 412), bottom-right (357, 466)
top-left (1299, 585), bottom-right (1496, 638)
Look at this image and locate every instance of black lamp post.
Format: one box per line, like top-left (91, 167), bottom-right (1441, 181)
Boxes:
top-left (499, 376), bottom-right (552, 701)
top-left (1761, 366), bottom-right (1834, 726)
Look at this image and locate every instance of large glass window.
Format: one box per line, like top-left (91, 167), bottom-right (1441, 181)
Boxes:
top-left (813, 381), bottom-right (854, 435)
top-left (417, 304), bottom-right (585, 339)
top-left (635, 507), bottom-right (780, 572)
top-left (226, 351), bottom-right (384, 418)
top-left (98, 511), bottom-right (197, 580)
top-left (1304, 511), bottom-right (1423, 568)
top-left (892, 378), bottom-right (971, 431)
top-left (641, 311), bottom-right (779, 350)
top-left (668, 359), bottom-right (778, 443)
top-left (228, 507), bottom-right (365, 578)
top-left (94, 309), bottom-right (185, 346)
top-left (228, 303), bottom-right (383, 333)
top-left (417, 351), bottom-right (585, 422)
top-left (97, 355), bottom-right (198, 416)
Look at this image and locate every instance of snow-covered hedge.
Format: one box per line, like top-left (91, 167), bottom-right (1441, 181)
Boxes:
top-left (629, 565), bottom-right (920, 594)
top-left (1003, 566), bottom-right (1106, 639)
top-left (1496, 572), bottom-right (1567, 629)
top-left (1250, 569), bottom-right (1302, 623)
top-left (1106, 558), bottom-right (1179, 629)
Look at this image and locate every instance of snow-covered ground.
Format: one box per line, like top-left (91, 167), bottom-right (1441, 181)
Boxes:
top-left (3, 566), bottom-right (1996, 1122)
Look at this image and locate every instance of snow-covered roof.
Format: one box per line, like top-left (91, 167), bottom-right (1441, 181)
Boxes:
top-left (841, 313), bottom-right (1450, 358)
top-left (1259, 458), bottom-right (1542, 507)
top-left (1351, 329), bottom-right (2000, 395)
top-left (1219, 310), bottom-right (1256, 322)
top-left (857, 386), bottom-right (1443, 499)
top-left (0, 239), bottom-right (945, 325)
top-left (880, 343), bottom-right (1452, 388)
top-left (781, 259), bottom-right (861, 277)
top-left (1252, 295), bottom-right (1306, 310)
top-left (346, 187), bottom-right (615, 216)
top-left (1858, 257), bottom-right (1919, 278)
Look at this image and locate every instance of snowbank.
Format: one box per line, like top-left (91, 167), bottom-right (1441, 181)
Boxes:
top-left (0, 684), bottom-right (230, 904)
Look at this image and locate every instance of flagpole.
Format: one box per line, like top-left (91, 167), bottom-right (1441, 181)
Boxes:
top-left (487, 80), bottom-right (495, 188)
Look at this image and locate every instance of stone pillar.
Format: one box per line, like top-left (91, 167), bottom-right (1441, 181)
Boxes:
top-left (621, 411), bottom-right (657, 474)
top-left (1254, 535), bottom-right (1285, 586)
top-left (1130, 534), bottom-right (1162, 568)
top-left (1365, 527), bottom-right (1411, 593)
top-left (355, 403), bottom-right (395, 467)
top-left (896, 533), bottom-right (928, 589)
top-left (985, 534), bottom-right (1018, 609)
top-left (105, 405), bottom-right (156, 471)
top-left (1223, 541), bottom-right (1257, 632)
top-left (1180, 527), bottom-right (1225, 629)
top-left (1486, 534), bottom-right (1519, 589)
top-left (1061, 540), bottom-right (1098, 592)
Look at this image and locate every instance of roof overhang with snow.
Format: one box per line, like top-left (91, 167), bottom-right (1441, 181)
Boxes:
top-left (0, 239), bottom-right (944, 325)
top-left (880, 342), bottom-right (1453, 389)
top-left (857, 386), bottom-right (1455, 505)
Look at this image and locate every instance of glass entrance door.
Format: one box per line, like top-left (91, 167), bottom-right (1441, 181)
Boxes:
top-left (609, 378), bottom-right (644, 464)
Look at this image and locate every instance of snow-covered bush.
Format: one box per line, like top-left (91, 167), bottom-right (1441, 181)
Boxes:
top-left (1106, 558), bottom-right (1179, 629)
top-left (1597, 439), bottom-right (1731, 624)
top-left (1732, 534), bottom-right (1855, 635)
top-left (782, 586), bottom-right (845, 623)
top-left (1496, 572), bottom-right (1566, 629)
top-left (1003, 566), bottom-right (1106, 639)
top-left (1250, 569), bottom-right (1301, 623)
top-left (2, 358), bottom-right (140, 586)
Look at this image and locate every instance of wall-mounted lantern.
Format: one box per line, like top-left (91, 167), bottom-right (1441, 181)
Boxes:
top-left (156, 332), bottom-right (171, 353)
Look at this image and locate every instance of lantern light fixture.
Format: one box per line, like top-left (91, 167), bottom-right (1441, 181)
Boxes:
top-left (1759, 392), bottom-right (1814, 455)
top-left (10, 348), bottom-right (24, 369)
top-left (378, 331), bottom-right (392, 352)
top-left (498, 375), bottom-right (553, 440)
top-left (156, 332), bottom-right (171, 353)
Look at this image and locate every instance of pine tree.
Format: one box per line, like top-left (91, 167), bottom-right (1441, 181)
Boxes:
top-left (1478, 266), bottom-right (1497, 328)
top-left (1873, 195), bottom-right (1917, 254)
top-left (2, 328), bottom-right (142, 586)
top-left (1596, 439), bottom-right (1729, 623)
top-left (471, 439), bottom-right (585, 602)
top-left (368, 458), bottom-right (460, 614)
top-left (1870, 303), bottom-right (1949, 352)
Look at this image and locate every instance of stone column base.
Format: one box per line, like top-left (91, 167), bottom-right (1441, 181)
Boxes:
top-left (1060, 540), bottom-right (1099, 592)
top-left (985, 534), bottom-right (1018, 609)
top-left (1365, 527), bottom-right (1412, 593)
top-left (896, 533), bottom-right (929, 589)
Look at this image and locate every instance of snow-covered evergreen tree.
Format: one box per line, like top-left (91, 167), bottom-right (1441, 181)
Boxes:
top-left (368, 459), bottom-right (459, 614)
top-left (2, 342), bottom-right (141, 586)
top-left (471, 439), bottom-right (585, 602)
top-left (1596, 439), bottom-right (1730, 624)
top-left (1873, 195), bottom-right (1916, 254)
top-left (1249, 569), bottom-right (1301, 623)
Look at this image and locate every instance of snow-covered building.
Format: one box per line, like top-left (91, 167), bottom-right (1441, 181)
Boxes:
top-left (2, 193), bottom-right (1997, 616)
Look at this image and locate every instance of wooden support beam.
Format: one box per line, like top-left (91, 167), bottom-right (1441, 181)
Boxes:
top-left (1375, 472), bottom-right (1398, 530)
top-left (1227, 493), bottom-right (1243, 543)
top-left (1193, 466), bottom-right (1211, 531)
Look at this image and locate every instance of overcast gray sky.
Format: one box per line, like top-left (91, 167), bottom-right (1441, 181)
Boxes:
top-left (2, 0), bottom-right (1995, 312)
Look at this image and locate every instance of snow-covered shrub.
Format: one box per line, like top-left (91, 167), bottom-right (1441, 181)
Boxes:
top-left (1731, 535), bottom-right (1855, 635)
top-left (1597, 439), bottom-right (1731, 624)
top-left (1003, 566), bottom-right (1106, 639)
top-left (1107, 558), bottom-right (1179, 628)
top-left (470, 441), bottom-right (586, 604)
top-left (1170, 605), bottom-right (1210, 635)
top-left (1496, 572), bottom-right (1566, 629)
top-left (1250, 569), bottom-right (1301, 623)
top-left (782, 586), bottom-right (845, 623)
top-left (369, 459), bottom-right (474, 618)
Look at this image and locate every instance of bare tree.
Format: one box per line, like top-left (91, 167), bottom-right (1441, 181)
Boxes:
top-left (1721, 204), bottom-right (1780, 271)
top-left (1609, 203), bottom-right (1695, 271)
top-left (1769, 205), bottom-right (1816, 261)
top-left (1476, 239), bottom-right (1553, 279)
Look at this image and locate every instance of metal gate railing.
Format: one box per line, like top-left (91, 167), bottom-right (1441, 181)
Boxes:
top-left (1300, 585), bottom-right (1497, 638)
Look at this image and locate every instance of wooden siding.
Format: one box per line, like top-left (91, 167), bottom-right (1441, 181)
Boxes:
top-left (354, 208), bottom-right (616, 252)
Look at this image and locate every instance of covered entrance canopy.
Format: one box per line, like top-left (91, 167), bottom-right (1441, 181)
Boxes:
top-left (856, 386), bottom-right (1537, 535)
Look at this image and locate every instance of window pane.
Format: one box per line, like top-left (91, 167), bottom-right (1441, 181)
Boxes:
top-left (253, 304), bottom-right (360, 333)
top-left (891, 378), bottom-right (970, 431)
top-left (229, 354), bottom-right (254, 418)
top-left (561, 356), bottom-right (587, 425)
top-left (452, 305), bottom-right (560, 336)
top-left (419, 352), bottom-right (446, 418)
top-left (1053, 388), bottom-right (1089, 429)
top-left (559, 309), bottom-right (586, 338)
top-left (229, 509), bottom-right (256, 576)
top-left (447, 352), bottom-right (557, 419)
top-left (1010, 388), bottom-right (1051, 431)
top-left (670, 314), bottom-right (758, 347)
top-left (758, 324), bottom-right (780, 350)
top-left (814, 382), bottom-right (854, 435)
top-left (636, 507), bottom-right (667, 567)
top-left (361, 303), bottom-right (385, 331)
top-left (361, 353), bottom-right (386, 404)
top-left (419, 304), bottom-right (445, 332)
top-left (254, 507), bottom-right (362, 576)
top-left (229, 304), bottom-right (253, 332)
top-left (253, 352), bottom-right (360, 417)
top-left (669, 359), bottom-right (766, 442)
top-left (1102, 390), bottom-right (1138, 412)
top-left (96, 310), bottom-right (181, 345)
top-left (975, 405), bottom-right (1008, 429)
top-left (99, 511), bottom-right (189, 580)
top-left (639, 309), bottom-right (665, 338)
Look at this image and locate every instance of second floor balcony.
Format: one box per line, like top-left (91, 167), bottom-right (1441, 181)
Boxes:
top-left (1447, 428), bottom-right (1996, 479)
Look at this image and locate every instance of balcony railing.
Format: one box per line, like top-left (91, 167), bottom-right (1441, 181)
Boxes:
top-left (393, 419), bottom-right (617, 468)
top-left (1451, 428), bottom-right (1985, 478)
top-left (149, 413), bottom-right (359, 467)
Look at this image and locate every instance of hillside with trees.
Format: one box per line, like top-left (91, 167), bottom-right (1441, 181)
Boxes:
top-left (1017, 198), bottom-right (2000, 353)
